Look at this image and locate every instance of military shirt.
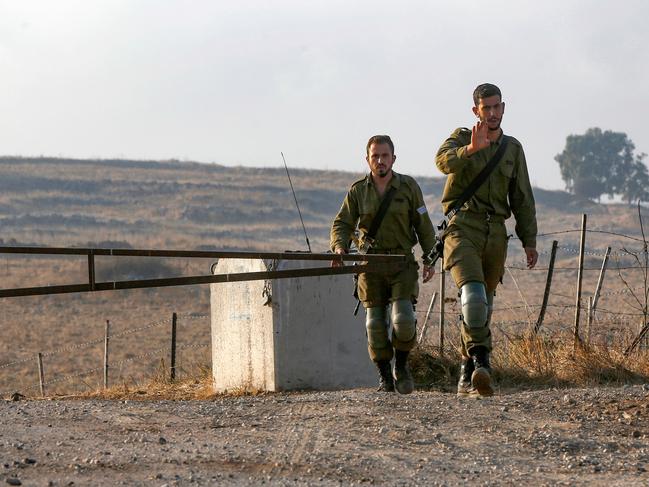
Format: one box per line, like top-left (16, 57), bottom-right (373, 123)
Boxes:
top-left (436, 128), bottom-right (537, 248)
top-left (330, 171), bottom-right (436, 263)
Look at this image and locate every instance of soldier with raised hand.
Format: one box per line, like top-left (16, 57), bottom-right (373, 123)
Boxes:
top-left (331, 135), bottom-right (436, 394)
top-left (436, 83), bottom-right (538, 397)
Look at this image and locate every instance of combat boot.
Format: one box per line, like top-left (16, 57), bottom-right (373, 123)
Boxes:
top-left (456, 356), bottom-right (475, 395)
top-left (393, 350), bottom-right (414, 395)
top-left (376, 360), bottom-right (394, 392)
top-left (470, 346), bottom-right (494, 397)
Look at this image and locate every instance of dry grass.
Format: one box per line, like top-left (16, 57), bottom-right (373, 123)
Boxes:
top-left (412, 331), bottom-right (649, 392)
top-left (69, 363), bottom-right (217, 401)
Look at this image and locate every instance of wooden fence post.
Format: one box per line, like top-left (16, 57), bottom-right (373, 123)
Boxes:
top-left (170, 312), bottom-right (177, 381)
top-left (586, 296), bottom-right (593, 345)
top-left (534, 240), bottom-right (558, 334)
top-left (439, 258), bottom-right (446, 356)
top-left (625, 322), bottom-right (649, 356)
top-left (418, 292), bottom-right (437, 344)
top-left (104, 320), bottom-right (110, 389)
top-left (591, 246), bottom-right (611, 317)
top-left (37, 352), bottom-right (45, 398)
top-left (573, 214), bottom-right (587, 351)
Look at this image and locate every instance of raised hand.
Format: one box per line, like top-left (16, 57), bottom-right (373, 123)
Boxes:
top-left (468, 120), bottom-right (490, 155)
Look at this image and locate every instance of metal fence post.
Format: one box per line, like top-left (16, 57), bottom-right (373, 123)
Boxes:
top-left (104, 320), bottom-right (110, 389)
top-left (418, 292), bottom-right (437, 344)
top-left (170, 312), bottom-right (177, 381)
top-left (37, 352), bottom-right (45, 398)
top-left (439, 258), bottom-right (446, 356)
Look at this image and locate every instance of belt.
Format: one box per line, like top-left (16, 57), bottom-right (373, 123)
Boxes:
top-left (368, 248), bottom-right (411, 255)
top-left (455, 211), bottom-right (505, 223)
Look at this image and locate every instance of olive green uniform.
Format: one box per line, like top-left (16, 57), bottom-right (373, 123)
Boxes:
top-left (330, 172), bottom-right (436, 360)
top-left (436, 128), bottom-right (537, 353)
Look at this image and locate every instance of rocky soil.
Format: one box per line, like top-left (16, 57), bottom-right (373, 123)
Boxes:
top-left (2, 385), bottom-right (649, 486)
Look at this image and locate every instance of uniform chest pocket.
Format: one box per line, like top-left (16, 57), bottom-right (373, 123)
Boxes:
top-left (388, 197), bottom-right (410, 214)
top-left (499, 160), bottom-right (515, 178)
top-left (359, 201), bottom-right (377, 216)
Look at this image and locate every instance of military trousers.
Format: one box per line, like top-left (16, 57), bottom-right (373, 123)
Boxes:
top-left (442, 212), bottom-right (509, 355)
top-left (358, 251), bottom-right (419, 308)
top-left (359, 252), bottom-right (419, 362)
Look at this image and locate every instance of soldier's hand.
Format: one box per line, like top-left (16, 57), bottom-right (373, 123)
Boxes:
top-left (467, 120), bottom-right (490, 155)
top-left (331, 247), bottom-right (346, 267)
top-left (525, 247), bottom-right (538, 269)
top-left (422, 264), bottom-right (435, 283)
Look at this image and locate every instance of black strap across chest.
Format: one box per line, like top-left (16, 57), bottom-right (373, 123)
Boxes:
top-left (445, 135), bottom-right (510, 220)
top-left (366, 185), bottom-right (397, 241)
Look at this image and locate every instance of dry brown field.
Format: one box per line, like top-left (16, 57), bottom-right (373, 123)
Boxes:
top-left (1, 156), bottom-right (648, 396)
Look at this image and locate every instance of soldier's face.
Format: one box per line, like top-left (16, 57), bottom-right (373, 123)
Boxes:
top-left (473, 95), bottom-right (505, 131)
top-left (366, 143), bottom-right (395, 178)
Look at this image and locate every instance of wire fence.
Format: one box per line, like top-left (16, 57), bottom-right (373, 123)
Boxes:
top-left (0, 313), bottom-right (210, 398)
top-left (2, 217), bottom-right (649, 396)
top-left (416, 220), bottom-right (649, 353)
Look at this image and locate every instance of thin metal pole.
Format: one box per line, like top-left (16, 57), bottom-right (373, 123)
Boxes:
top-left (592, 246), bottom-right (611, 314)
top-left (573, 214), bottom-right (587, 351)
top-left (534, 240), bottom-right (558, 334)
top-left (418, 292), bottom-right (437, 344)
top-left (281, 152), bottom-right (311, 253)
top-left (37, 352), bottom-right (45, 398)
top-left (170, 312), bottom-right (177, 381)
top-left (103, 320), bottom-right (110, 389)
top-left (439, 258), bottom-right (446, 356)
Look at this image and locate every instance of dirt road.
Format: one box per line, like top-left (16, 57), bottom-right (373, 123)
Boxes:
top-left (2, 385), bottom-right (649, 486)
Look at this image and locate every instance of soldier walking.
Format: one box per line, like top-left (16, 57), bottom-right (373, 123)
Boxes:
top-left (331, 135), bottom-right (436, 394)
top-left (435, 83), bottom-right (538, 396)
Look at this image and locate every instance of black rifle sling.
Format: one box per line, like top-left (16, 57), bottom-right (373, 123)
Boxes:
top-left (366, 185), bottom-right (397, 243)
top-left (445, 135), bottom-right (510, 220)
top-left (427, 135), bottom-right (511, 267)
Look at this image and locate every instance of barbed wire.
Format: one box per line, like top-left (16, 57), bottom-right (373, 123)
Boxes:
top-left (0, 355), bottom-right (40, 371)
top-left (1, 343), bottom-right (210, 397)
top-left (0, 312), bottom-right (209, 369)
top-left (511, 229), bottom-right (647, 242)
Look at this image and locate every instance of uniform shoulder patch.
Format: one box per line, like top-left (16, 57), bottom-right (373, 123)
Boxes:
top-left (506, 135), bottom-right (523, 148)
top-left (350, 175), bottom-right (368, 188)
top-left (451, 127), bottom-right (472, 143)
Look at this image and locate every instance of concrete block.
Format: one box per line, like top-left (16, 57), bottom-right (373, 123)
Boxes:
top-left (210, 258), bottom-right (376, 392)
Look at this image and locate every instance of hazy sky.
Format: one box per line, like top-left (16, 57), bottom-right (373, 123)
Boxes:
top-left (1, 0), bottom-right (647, 190)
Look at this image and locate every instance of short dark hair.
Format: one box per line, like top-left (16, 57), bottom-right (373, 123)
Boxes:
top-left (473, 83), bottom-right (502, 106)
top-left (366, 135), bottom-right (394, 156)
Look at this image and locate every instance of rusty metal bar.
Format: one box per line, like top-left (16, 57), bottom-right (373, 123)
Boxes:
top-left (0, 263), bottom-right (402, 299)
top-left (88, 250), bottom-right (96, 291)
top-left (0, 246), bottom-right (401, 262)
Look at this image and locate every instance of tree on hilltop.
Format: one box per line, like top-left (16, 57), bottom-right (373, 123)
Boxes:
top-left (555, 127), bottom-right (648, 203)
